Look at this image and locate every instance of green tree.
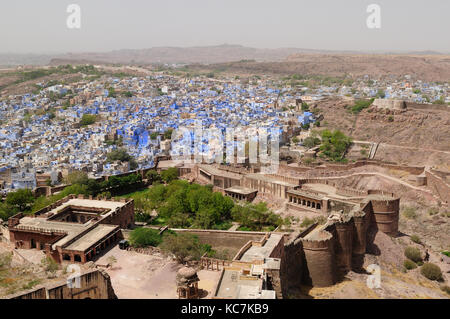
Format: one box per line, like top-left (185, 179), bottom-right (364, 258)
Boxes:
top-left (79, 114), bottom-right (97, 126)
top-left (0, 202), bottom-right (12, 221)
top-left (193, 207), bottom-right (219, 229)
top-left (6, 189), bottom-right (34, 212)
top-left (150, 132), bottom-right (159, 140)
top-left (163, 129), bottom-right (173, 140)
top-left (350, 99), bottom-right (374, 114)
top-left (129, 228), bottom-right (162, 247)
top-left (65, 170), bottom-right (89, 185)
top-left (31, 196), bottom-right (53, 213)
top-left (106, 148), bottom-right (138, 169)
top-left (231, 202), bottom-right (283, 231)
top-left (146, 170), bottom-right (161, 184)
top-left (319, 129), bottom-right (352, 162)
top-left (106, 148), bottom-right (132, 162)
top-left (376, 89), bottom-right (385, 98)
top-left (147, 183), bottom-right (167, 208)
top-left (161, 167), bottom-right (178, 183)
top-left (303, 136), bottom-right (321, 148)
top-left (160, 233), bottom-right (205, 263)
top-left (107, 87), bottom-right (116, 98)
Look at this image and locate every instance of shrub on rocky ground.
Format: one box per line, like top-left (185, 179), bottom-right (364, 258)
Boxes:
top-left (404, 246), bottom-right (422, 263)
top-left (403, 259), bottom-right (417, 270)
top-left (420, 263), bottom-right (443, 281)
top-left (402, 207), bottom-right (417, 219)
top-left (410, 235), bottom-right (421, 244)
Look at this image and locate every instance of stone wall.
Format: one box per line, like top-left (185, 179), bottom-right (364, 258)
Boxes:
top-left (5, 269), bottom-right (117, 299)
top-left (334, 222), bottom-right (354, 273)
top-left (280, 194), bottom-right (399, 293)
top-left (301, 235), bottom-right (336, 287)
top-left (100, 200), bottom-right (135, 228)
top-left (281, 235), bottom-right (305, 296)
top-left (425, 169), bottom-right (450, 207)
top-left (370, 197), bottom-right (400, 236)
top-left (406, 102), bottom-right (450, 112)
top-left (242, 176), bottom-right (292, 199)
top-left (172, 228), bottom-right (266, 257)
top-left (373, 99), bottom-right (407, 110)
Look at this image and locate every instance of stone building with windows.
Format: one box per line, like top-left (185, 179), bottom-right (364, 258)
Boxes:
top-left (7, 195), bottom-right (134, 264)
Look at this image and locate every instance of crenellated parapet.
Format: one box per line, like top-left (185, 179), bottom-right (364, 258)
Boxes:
top-left (282, 191), bottom-right (400, 293)
top-left (368, 195), bottom-right (400, 236)
top-left (301, 228), bottom-right (336, 287)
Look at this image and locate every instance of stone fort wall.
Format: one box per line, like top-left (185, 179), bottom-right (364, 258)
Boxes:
top-left (281, 196), bottom-right (399, 293)
top-left (4, 269), bottom-right (117, 299)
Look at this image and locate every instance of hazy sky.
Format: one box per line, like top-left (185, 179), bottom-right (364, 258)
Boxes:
top-left (0, 0), bottom-right (448, 54)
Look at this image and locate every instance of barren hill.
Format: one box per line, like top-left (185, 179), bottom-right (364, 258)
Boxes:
top-left (50, 45), bottom-right (310, 65)
top-left (2, 45), bottom-right (448, 81)
top-left (190, 54), bottom-right (450, 82)
top-left (312, 98), bottom-right (450, 167)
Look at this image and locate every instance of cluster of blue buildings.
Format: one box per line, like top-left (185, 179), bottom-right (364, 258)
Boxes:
top-left (0, 74), bottom-right (317, 189)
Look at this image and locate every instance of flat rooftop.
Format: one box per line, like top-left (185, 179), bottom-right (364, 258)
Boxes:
top-left (16, 216), bottom-right (91, 249)
top-left (287, 189), bottom-right (324, 201)
top-left (225, 186), bottom-right (257, 195)
top-left (15, 198), bottom-right (127, 250)
top-left (239, 234), bottom-right (283, 262)
top-left (47, 198), bottom-right (125, 216)
top-left (65, 224), bottom-right (118, 252)
top-left (198, 164), bottom-right (243, 180)
top-left (245, 173), bottom-right (297, 187)
top-left (215, 269), bottom-right (262, 299)
top-left (156, 160), bottom-right (186, 169)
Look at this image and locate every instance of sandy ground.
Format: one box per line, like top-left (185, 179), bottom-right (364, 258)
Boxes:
top-left (15, 249), bottom-right (46, 265)
top-left (96, 245), bottom-right (221, 299)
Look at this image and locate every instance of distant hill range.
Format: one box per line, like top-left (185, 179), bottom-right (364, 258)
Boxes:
top-left (199, 53), bottom-right (450, 82)
top-left (1, 45), bottom-right (449, 81)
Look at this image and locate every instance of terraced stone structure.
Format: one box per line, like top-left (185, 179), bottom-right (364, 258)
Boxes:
top-left (7, 195), bottom-right (134, 264)
top-left (292, 193), bottom-right (399, 288)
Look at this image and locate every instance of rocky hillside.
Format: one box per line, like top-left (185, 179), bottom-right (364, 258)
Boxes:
top-left (311, 98), bottom-right (450, 167)
top-left (187, 53), bottom-right (450, 82)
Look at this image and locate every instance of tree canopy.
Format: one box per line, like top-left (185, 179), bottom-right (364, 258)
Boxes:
top-left (106, 148), bottom-right (138, 170)
top-left (160, 167), bottom-right (178, 183)
top-left (79, 114), bottom-right (97, 126)
top-left (231, 202), bottom-right (285, 231)
top-left (160, 232), bottom-right (209, 263)
top-left (129, 228), bottom-right (162, 247)
top-left (6, 189), bottom-right (34, 212)
top-left (319, 129), bottom-right (352, 162)
top-left (65, 170), bottom-right (89, 185)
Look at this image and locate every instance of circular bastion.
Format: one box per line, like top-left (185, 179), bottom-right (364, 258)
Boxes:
top-left (369, 196), bottom-right (400, 236)
top-left (301, 232), bottom-right (336, 287)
